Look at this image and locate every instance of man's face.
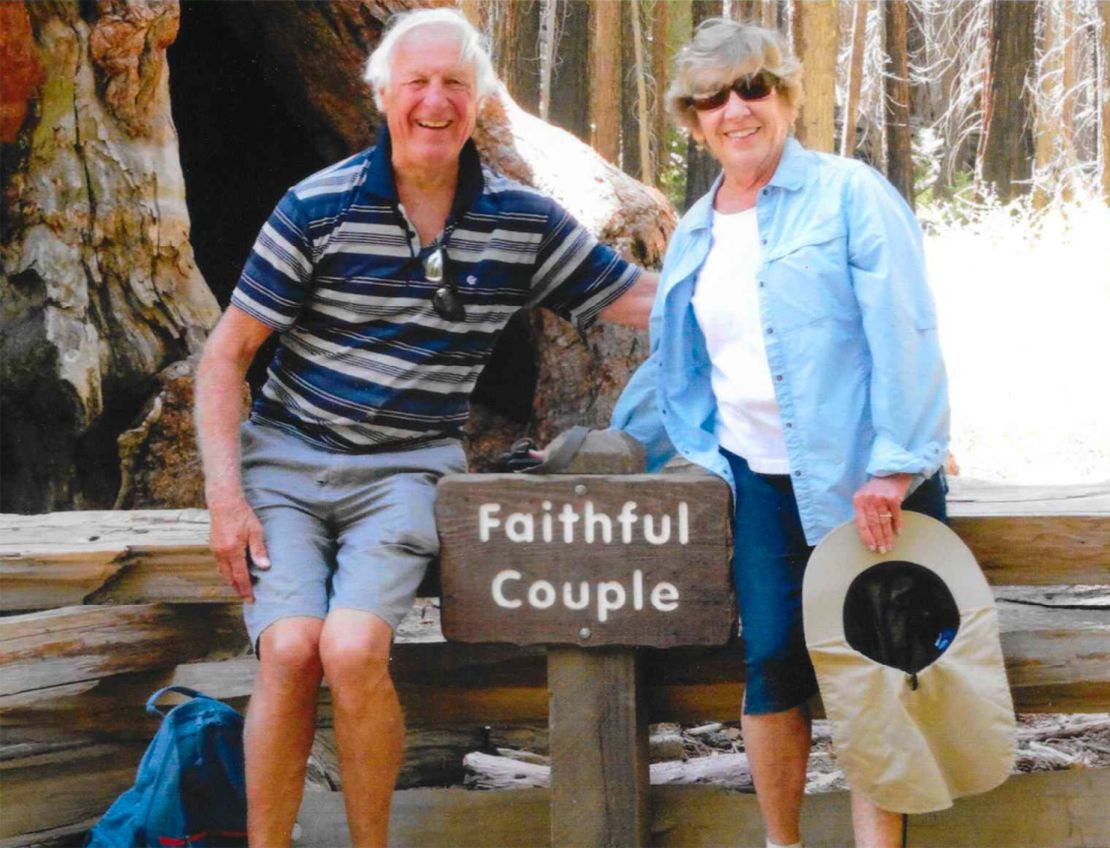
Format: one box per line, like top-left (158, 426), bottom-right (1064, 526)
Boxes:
top-left (380, 25), bottom-right (479, 173)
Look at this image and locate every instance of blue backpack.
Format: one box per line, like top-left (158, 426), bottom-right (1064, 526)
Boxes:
top-left (87, 686), bottom-right (247, 847)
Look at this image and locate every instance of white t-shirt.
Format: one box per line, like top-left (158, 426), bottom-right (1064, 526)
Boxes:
top-left (690, 207), bottom-right (790, 475)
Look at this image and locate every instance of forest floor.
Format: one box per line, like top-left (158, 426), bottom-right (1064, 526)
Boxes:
top-left (462, 713), bottom-right (1110, 795)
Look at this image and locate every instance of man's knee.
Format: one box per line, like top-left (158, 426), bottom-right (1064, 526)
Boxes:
top-left (319, 610), bottom-right (394, 692)
top-left (258, 617), bottom-right (325, 693)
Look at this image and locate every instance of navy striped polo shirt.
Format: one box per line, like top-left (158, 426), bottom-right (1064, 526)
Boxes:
top-left (231, 128), bottom-right (641, 452)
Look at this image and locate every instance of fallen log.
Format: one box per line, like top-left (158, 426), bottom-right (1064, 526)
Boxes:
top-left (0, 509), bottom-right (221, 611)
top-left (0, 738), bottom-right (149, 846)
top-left (0, 604), bottom-right (245, 698)
top-left (947, 480), bottom-right (1110, 584)
top-left (3, 599), bottom-right (1104, 742)
top-left (2, 480), bottom-right (1106, 612)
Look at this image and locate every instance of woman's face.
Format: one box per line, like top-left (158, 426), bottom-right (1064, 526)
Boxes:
top-left (691, 75), bottom-right (795, 186)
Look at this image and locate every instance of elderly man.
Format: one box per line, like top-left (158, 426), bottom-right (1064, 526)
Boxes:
top-left (195, 8), bottom-right (655, 846)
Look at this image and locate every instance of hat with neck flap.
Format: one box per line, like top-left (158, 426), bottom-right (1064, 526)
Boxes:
top-left (803, 512), bottom-right (1015, 814)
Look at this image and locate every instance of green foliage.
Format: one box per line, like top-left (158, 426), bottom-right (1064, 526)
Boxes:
top-left (655, 127), bottom-right (689, 212)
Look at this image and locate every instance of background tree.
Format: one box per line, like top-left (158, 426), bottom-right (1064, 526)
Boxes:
top-left (977, 0), bottom-right (1036, 201)
top-left (589, 0), bottom-right (621, 164)
top-left (492, 0), bottom-right (542, 113)
top-left (1034, 0), bottom-right (1067, 208)
top-left (651, 0), bottom-right (670, 180)
top-left (840, 0), bottom-right (868, 157)
top-left (549, 0), bottom-right (591, 141)
top-left (684, 0), bottom-right (724, 210)
top-left (1101, 1), bottom-right (1110, 201)
top-left (621, 1), bottom-right (643, 179)
top-left (792, 0), bottom-right (838, 153)
top-left (884, 0), bottom-right (915, 205)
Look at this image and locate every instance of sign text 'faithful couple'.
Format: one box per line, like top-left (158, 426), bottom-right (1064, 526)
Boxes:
top-left (436, 473), bottom-right (735, 648)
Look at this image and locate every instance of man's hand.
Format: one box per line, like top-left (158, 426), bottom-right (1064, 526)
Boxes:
top-left (209, 494), bottom-right (270, 602)
top-left (851, 473), bottom-right (913, 554)
top-left (195, 306), bottom-right (276, 603)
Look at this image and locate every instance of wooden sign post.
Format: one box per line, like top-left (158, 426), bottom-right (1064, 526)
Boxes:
top-left (437, 461), bottom-right (734, 847)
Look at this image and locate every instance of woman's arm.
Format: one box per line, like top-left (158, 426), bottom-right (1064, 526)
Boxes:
top-left (846, 166), bottom-right (950, 551)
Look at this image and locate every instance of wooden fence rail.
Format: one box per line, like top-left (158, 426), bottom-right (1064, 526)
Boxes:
top-left (0, 479), bottom-right (1107, 846)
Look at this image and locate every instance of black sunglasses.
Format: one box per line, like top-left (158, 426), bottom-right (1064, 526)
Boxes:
top-left (423, 246), bottom-right (466, 321)
top-left (684, 71), bottom-right (778, 112)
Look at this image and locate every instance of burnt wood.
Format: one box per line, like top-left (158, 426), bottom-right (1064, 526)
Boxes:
top-left (435, 473), bottom-right (735, 647)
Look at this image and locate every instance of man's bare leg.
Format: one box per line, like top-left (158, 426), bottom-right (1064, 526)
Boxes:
top-left (320, 609), bottom-right (404, 848)
top-left (851, 792), bottom-right (904, 848)
top-left (246, 616), bottom-right (325, 846)
top-left (742, 705), bottom-right (812, 846)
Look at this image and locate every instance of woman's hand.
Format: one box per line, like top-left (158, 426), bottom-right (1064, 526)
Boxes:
top-left (852, 473), bottom-right (914, 554)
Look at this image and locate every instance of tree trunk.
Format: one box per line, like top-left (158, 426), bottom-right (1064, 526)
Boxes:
top-left (459, 0), bottom-right (485, 28)
top-left (651, 0), bottom-right (669, 179)
top-left (763, 0), bottom-right (781, 30)
top-left (631, 0), bottom-right (653, 184)
top-left (538, 0), bottom-right (558, 120)
top-left (493, 0), bottom-right (542, 114)
top-left (732, 1), bottom-right (761, 23)
top-left (884, 0), bottom-right (915, 207)
top-left (685, 0), bottom-right (723, 210)
top-left (1034, 0), bottom-right (1062, 209)
top-left (977, 0), bottom-right (1036, 202)
top-left (1101, 2), bottom-right (1110, 202)
top-left (1060, 0), bottom-right (1079, 200)
top-left (1, 1), bottom-right (221, 513)
top-left (590, 0), bottom-right (621, 164)
top-left (549, 0), bottom-right (591, 141)
top-left (840, 0), bottom-right (868, 158)
top-left (792, 0), bottom-right (837, 153)
top-left (621, 0), bottom-right (643, 179)
top-left (3, 0), bottom-right (676, 511)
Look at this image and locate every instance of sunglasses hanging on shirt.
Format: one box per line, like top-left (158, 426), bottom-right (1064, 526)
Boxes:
top-left (684, 70), bottom-right (778, 112)
top-left (424, 247), bottom-right (465, 322)
top-left (421, 242), bottom-right (466, 322)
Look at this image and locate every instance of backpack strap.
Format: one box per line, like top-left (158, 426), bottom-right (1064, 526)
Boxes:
top-left (146, 685), bottom-right (208, 717)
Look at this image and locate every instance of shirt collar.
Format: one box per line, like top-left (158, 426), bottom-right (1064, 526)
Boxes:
top-left (364, 123), bottom-right (485, 217)
top-left (686, 135), bottom-right (807, 232)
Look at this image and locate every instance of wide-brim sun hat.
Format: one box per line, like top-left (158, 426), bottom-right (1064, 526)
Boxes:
top-left (803, 512), bottom-right (1016, 814)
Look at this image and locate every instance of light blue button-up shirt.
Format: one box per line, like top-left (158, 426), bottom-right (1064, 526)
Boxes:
top-left (611, 138), bottom-right (949, 545)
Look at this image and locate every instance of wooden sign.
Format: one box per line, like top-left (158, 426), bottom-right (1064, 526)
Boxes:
top-left (436, 472), bottom-right (735, 648)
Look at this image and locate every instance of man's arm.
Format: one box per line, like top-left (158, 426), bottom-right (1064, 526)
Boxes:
top-left (598, 271), bottom-right (659, 330)
top-left (195, 305), bottom-right (275, 601)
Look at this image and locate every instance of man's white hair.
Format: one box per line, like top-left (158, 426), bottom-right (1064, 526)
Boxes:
top-left (363, 8), bottom-right (499, 112)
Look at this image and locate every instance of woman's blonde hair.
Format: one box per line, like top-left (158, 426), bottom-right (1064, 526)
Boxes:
top-left (668, 18), bottom-right (804, 131)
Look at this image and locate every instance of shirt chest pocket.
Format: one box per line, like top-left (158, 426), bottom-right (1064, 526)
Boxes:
top-left (764, 220), bottom-right (856, 332)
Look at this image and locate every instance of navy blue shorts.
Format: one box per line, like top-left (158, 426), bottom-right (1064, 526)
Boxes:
top-left (723, 449), bottom-right (948, 715)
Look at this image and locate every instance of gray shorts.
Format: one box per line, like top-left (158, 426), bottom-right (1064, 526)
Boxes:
top-left (239, 420), bottom-right (467, 648)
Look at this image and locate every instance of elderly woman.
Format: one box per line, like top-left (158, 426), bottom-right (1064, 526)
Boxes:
top-left (611, 19), bottom-right (949, 848)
